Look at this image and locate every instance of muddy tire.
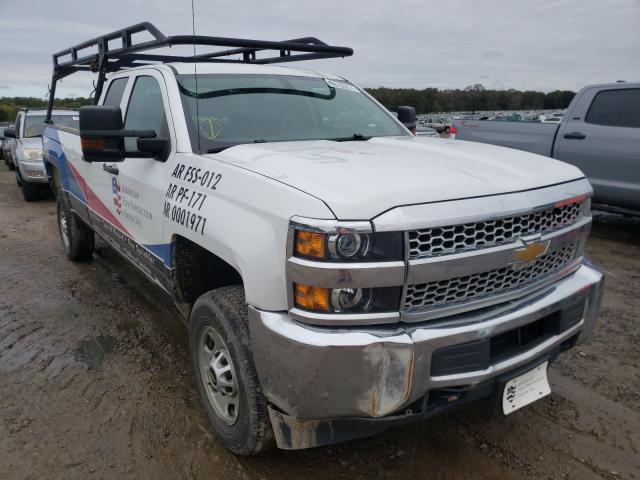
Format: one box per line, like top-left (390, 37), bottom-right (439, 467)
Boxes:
top-left (190, 286), bottom-right (274, 456)
top-left (56, 194), bottom-right (94, 261)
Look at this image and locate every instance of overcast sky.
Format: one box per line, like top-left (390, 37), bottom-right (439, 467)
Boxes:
top-left (0, 0), bottom-right (639, 98)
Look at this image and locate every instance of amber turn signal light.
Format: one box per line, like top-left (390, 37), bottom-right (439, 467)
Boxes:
top-left (294, 230), bottom-right (326, 259)
top-left (294, 284), bottom-right (329, 312)
top-left (81, 137), bottom-right (106, 150)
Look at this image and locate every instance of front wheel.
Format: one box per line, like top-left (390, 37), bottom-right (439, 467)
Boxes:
top-left (21, 180), bottom-right (40, 202)
top-left (57, 194), bottom-right (95, 261)
top-left (190, 286), bottom-right (274, 455)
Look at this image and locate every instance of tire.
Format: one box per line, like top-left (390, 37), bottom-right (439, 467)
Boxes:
top-left (7, 159), bottom-right (15, 171)
top-left (21, 180), bottom-right (40, 202)
top-left (445, 126), bottom-right (451, 134)
top-left (190, 286), bottom-right (274, 455)
top-left (56, 194), bottom-right (95, 261)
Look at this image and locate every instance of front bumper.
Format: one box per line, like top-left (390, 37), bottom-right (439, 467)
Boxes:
top-left (250, 263), bottom-right (603, 448)
top-left (17, 159), bottom-right (48, 183)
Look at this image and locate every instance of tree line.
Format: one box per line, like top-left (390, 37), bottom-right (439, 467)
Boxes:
top-left (0, 85), bottom-right (576, 122)
top-left (366, 84), bottom-right (576, 114)
top-left (0, 97), bottom-right (92, 123)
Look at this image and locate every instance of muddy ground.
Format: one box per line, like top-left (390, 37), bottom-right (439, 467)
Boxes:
top-left (0, 164), bottom-right (638, 480)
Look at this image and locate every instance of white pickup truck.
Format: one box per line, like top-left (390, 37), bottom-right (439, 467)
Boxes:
top-left (43, 24), bottom-right (603, 455)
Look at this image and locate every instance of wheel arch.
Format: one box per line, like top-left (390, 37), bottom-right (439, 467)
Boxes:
top-left (171, 234), bottom-right (244, 307)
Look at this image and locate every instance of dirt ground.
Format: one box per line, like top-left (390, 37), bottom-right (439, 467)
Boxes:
top-left (1, 164), bottom-right (638, 480)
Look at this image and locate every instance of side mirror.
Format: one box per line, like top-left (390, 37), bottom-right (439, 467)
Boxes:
top-left (79, 106), bottom-right (156, 163)
top-left (137, 137), bottom-right (170, 162)
top-left (4, 126), bottom-right (16, 138)
top-left (397, 106), bottom-right (417, 134)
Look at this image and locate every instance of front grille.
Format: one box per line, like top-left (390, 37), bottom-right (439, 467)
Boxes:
top-left (404, 243), bottom-right (578, 310)
top-left (408, 201), bottom-right (583, 259)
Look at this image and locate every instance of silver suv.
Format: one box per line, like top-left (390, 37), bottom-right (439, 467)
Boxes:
top-left (4, 109), bottom-right (79, 201)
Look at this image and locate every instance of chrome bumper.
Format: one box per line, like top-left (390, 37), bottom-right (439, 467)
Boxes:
top-left (250, 263), bottom-right (603, 421)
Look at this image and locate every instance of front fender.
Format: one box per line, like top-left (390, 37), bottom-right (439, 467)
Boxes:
top-left (165, 153), bottom-right (335, 311)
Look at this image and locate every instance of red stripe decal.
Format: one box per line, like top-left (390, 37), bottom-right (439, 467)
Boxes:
top-left (67, 162), bottom-right (131, 237)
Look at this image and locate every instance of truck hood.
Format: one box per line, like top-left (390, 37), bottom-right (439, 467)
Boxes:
top-left (209, 136), bottom-right (585, 219)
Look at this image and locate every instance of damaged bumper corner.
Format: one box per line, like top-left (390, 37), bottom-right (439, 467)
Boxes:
top-left (249, 263), bottom-right (604, 450)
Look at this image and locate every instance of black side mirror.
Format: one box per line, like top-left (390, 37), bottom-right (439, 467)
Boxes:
top-left (397, 106), bottom-right (417, 133)
top-left (138, 137), bottom-right (170, 162)
top-left (4, 126), bottom-right (16, 138)
top-left (79, 105), bottom-right (156, 163)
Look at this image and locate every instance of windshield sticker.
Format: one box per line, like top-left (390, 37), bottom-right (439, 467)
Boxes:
top-left (324, 78), bottom-right (360, 93)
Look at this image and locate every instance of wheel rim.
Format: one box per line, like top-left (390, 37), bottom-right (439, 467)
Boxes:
top-left (58, 206), bottom-right (70, 249)
top-left (198, 326), bottom-right (239, 426)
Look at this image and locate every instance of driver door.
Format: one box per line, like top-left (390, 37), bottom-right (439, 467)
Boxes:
top-left (88, 70), bottom-right (176, 291)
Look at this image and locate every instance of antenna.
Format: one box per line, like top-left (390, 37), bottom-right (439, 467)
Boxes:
top-left (191, 0), bottom-right (201, 153)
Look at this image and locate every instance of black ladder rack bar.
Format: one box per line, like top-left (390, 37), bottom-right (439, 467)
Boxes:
top-left (46, 22), bottom-right (353, 122)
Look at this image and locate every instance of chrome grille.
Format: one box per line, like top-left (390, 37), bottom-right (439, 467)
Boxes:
top-left (408, 201), bottom-right (583, 259)
top-left (404, 243), bottom-right (578, 310)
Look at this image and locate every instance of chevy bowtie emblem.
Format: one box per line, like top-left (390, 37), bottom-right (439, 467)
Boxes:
top-left (511, 238), bottom-right (550, 267)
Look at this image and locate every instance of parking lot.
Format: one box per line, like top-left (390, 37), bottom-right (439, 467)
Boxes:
top-left (0, 163), bottom-right (638, 479)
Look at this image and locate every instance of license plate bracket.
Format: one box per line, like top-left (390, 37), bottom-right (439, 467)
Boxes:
top-left (502, 361), bottom-right (551, 415)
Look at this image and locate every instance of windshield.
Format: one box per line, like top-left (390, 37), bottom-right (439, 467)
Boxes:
top-left (177, 74), bottom-right (406, 152)
top-left (24, 114), bottom-right (79, 138)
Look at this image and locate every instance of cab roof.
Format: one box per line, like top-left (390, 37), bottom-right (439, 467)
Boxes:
top-left (127, 62), bottom-right (344, 81)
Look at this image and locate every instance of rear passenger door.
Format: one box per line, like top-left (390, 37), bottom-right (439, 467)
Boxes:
top-left (556, 87), bottom-right (640, 209)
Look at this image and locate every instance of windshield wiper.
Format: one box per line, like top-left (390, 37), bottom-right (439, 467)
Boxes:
top-left (330, 133), bottom-right (371, 142)
top-left (207, 146), bottom-right (233, 153)
top-left (207, 139), bottom-right (268, 154)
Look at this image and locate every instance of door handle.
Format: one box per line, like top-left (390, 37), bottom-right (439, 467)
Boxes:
top-left (563, 131), bottom-right (586, 140)
top-left (103, 163), bottom-right (119, 175)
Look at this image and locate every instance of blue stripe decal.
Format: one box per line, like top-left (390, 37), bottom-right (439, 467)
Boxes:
top-left (44, 127), bottom-right (173, 270)
top-left (143, 243), bottom-right (173, 267)
top-left (43, 127), bottom-right (86, 203)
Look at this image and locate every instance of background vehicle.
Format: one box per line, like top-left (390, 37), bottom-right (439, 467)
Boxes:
top-left (0, 124), bottom-right (6, 160)
top-left (539, 113), bottom-right (564, 124)
top-left (1, 122), bottom-right (16, 170)
top-left (422, 116), bottom-right (451, 133)
top-left (453, 82), bottom-right (640, 213)
top-left (43, 23), bottom-right (602, 455)
top-left (415, 125), bottom-right (440, 137)
top-left (4, 109), bottom-right (79, 200)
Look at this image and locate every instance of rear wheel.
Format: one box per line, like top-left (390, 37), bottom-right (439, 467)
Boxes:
top-left (190, 286), bottom-right (274, 455)
top-left (56, 194), bottom-right (94, 261)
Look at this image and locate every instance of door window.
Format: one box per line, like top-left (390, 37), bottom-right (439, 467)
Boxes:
top-left (15, 113), bottom-right (22, 137)
top-left (123, 76), bottom-right (169, 151)
top-left (585, 88), bottom-right (640, 128)
top-left (103, 77), bottom-right (129, 108)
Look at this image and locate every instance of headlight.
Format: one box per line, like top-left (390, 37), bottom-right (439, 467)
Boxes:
top-left (294, 284), bottom-right (400, 313)
top-left (22, 148), bottom-right (43, 161)
top-left (293, 229), bottom-right (403, 262)
top-left (289, 219), bottom-right (404, 317)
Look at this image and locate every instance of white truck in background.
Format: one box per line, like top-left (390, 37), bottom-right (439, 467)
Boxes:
top-left (42, 23), bottom-right (603, 455)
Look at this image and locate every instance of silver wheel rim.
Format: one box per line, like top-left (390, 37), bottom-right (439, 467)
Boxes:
top-left (59, 206), bottom-right (70, 249)
top-left (198, 326), bottom-right (239, 426)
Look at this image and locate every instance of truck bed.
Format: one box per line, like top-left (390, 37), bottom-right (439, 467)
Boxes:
top-left (452, 119), bottom-right (560, 157)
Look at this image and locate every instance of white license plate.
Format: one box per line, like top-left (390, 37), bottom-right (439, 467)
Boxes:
top-left (502, 361), bottom-right (551, 415)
